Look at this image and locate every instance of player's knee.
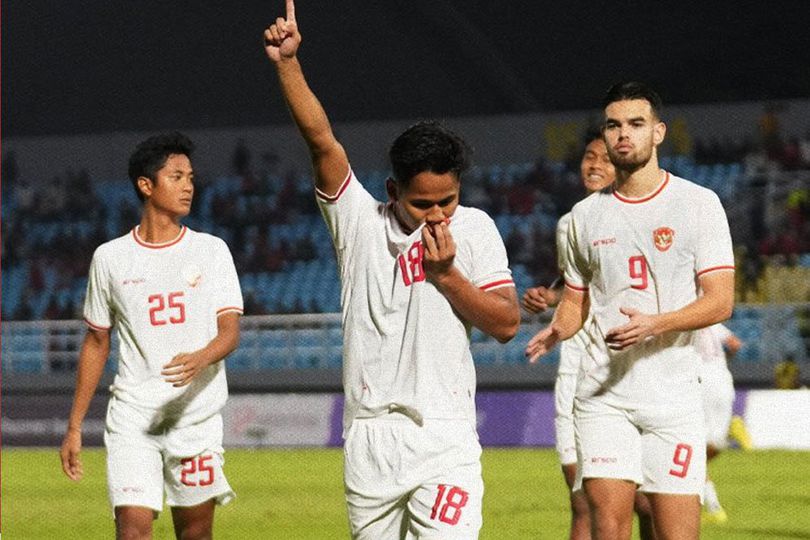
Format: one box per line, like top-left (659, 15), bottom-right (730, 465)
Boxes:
top-left (633, 492), bottom-right (653, 517)
top-left (175, 523), bottom-right (213, 540)
top-left (571, 491), bottom-right (590, 518)
top-left (116, 521), bottom-right (152, 540)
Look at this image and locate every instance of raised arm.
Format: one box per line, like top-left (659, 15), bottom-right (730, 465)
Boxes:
top-left (263, 0), bottom-right (349, 196)
top-left (60, 328), bottom-right (111, 481)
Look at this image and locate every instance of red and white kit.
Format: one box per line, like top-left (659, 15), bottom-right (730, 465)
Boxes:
top-left (563, 172), bottom-right (734, 495)
top-left (84, 226), bottom-right (243, 512)
top-left (554, 212), bottom-right (593, 467)
top-left (318, 169), bottom-right (514, 539)
top-left (695, 323), bottom-right (736, 448)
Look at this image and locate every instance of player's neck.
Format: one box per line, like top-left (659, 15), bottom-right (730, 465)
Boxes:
top-left (614, 159), bottom-right (663, 199)
top-left (138, 209), bottom-right (184, 244)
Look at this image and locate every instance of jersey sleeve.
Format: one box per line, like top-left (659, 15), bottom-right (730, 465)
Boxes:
top-left (562, 210), bottom-right (589, 291)
top-left (712, 323), bottom-right (733, 343)
top-left (315, 168), bottom-right (378, 251)
top-left (469, 213), bottom-right (514, 291)
top-left (695, 191), bottom-right (735, 277)
top-left (83, 247), bottom-right (113, 330)
top-left (213, 240), bottom-right (244, 317)
top-left (555, 213), bottom-right (571, 274)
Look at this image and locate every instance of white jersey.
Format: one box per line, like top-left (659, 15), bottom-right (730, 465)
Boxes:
top-left (317, 170), bottom-right (515, 435)
top-left (563, 172), bottom-right (734, 403)
top-left (555, 212), bottom-right (591, 376)
top-left (694, 323), bottom-right (733, 369)
top-left (84, 226), bottom-right (243, 426)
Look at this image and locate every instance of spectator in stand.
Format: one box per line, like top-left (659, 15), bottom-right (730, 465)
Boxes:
top-left (798, 131), bottom-right (810, 168)
top-left (774, 355), bottom-right (801, 389)
top-left (232, 137), bottom-right (252, 178)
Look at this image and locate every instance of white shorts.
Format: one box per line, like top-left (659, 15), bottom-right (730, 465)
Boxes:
top-left (344, 416), bottom-right (483, 540)
top-left (573, 395), bottom-right (706, 498)
top-left (104, 397), bottom-right (235, 513)
top-left (701, 364), bottom-right (735, 449)
top-left (554, 371), bottom-right (578, 466)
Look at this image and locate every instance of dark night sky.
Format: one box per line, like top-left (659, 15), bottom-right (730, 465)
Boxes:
top-left (3, 1), bottom-right (810, 137)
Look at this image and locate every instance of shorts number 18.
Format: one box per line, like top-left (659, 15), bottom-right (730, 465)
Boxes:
top-left (430, 484), bottom-right (469, 525)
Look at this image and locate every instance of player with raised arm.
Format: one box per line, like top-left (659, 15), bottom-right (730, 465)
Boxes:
top-left (263, 2), bottom-right (520, 538)
top-left (523, 130), bottom-right (655, 540)
top-left (694, 323), bottom-right (742, 524)
top-left (60, 132), bottom-right (243, 539)
top-left (526, 81), bottom-right (735, 540)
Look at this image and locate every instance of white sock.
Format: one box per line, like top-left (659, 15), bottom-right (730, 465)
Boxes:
top-left (704, 480), bottom-right (722, 512)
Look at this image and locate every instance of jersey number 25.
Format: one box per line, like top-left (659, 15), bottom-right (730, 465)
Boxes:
top-left (148, 292), bottom-right (186, 326)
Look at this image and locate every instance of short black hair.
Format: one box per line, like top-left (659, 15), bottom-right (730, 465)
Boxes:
top-left (602, 81), bottom-right (663, 120)
top-left (583, 124), bottom-right (604, 147)
top-left (128, 131), bottom-right (195, 202)
top-left (388, 121), bottom-right (471, 187)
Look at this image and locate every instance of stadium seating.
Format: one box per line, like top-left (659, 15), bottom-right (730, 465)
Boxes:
top-left (3, 155), bottom-right (807, 374)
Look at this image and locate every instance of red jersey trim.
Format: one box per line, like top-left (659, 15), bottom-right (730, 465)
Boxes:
top-left (132, 226), bottom-right (187, 249)
top-left (696, 265), bottom-right (735, 277)
top-left (612, 171), bottom-right (670, 204)
top-left (564, 281), bottom-right (588, 292)
top-left (84, 318), bottom-right (111, 331)
top-left (217, 307), bottom-right (244, 316)
top-left (480, 279), bottom-right (515, 291)
top-left (315, 169), bottom-right (352, 203)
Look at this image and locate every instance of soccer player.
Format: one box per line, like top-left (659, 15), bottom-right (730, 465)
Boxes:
top-left (694, 323), bottom-right (742, 523)
top-left (263, 2), bottom-right (520, 538)
top-left (60, 132), bottom-right (243, 539)
top-left (523, 130), bottom-right (655, 540)
top-left (526, 81), bottom-right (735, 540)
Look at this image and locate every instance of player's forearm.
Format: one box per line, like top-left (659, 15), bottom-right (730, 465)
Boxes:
top-left (194, 313), bottom-right (241, 367)
top-left (550, 289), bottom-right (586, 341)
top-left (432, 268), bottom-right (520, 343)
top-left (196, 331), bottom-right (240, 367)
top-left (67, 333), bottom-right (110, 432)
top-left (276, 58), bottom-right (339, 157)
top-left (656, 290), bottom-right (733, 335)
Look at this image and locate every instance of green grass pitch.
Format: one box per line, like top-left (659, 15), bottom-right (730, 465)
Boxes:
top-left (3, 447), bottom-right (809, 538)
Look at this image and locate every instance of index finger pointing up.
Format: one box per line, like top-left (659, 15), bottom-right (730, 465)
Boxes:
top-left (286, 0), bottom-right (296, 22)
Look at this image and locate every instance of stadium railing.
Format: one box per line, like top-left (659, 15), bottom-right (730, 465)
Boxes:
top-left (3, 305), bottom-right (808, 393)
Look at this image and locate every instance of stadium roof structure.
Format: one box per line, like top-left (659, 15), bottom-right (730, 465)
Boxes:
top-left (3, 1), bottom-right (809, 137)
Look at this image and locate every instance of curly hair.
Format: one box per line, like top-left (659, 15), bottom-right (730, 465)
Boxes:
top-left (388, 121), bottom-right (471, 187)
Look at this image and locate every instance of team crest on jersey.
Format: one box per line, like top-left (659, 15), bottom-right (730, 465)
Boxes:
top-left (653, 227), bottom-right (675, 252)
top-left (181, 264), bottom-right (203, 287)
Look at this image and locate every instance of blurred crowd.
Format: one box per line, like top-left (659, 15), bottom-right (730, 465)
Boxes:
top-left (2, 114), bottom-right (809, 322)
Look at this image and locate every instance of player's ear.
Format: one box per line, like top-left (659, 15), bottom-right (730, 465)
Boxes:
top-left (137, 176), bottom-right (154, 199)
top-left (653, 121), bottom-right (666, 146)
top-left (385, 177), bottom-right (398, 202)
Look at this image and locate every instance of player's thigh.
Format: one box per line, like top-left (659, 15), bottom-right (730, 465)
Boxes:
top-left (164, 416), bottom-right (235, 508)
top-left (554, 371), bottom-right (578, 466)
top-left (407, 463), bottom-right (483, 539)
top-left (583, 477), bottom-right (637, 516)
top-left (574, 398), bottom-right (643, 487)
top-left (114, 506), bottom-right (155, 537)
top-left (171, 498), bottom-right (216, 539)
top-left (343, 419), bottom-right (415, 538)
top-left (106, 434), bottom-right (165, 513)
top-left (646, 492), bottom-right (700, 540)
top-left (704, 370), bottom-right (735, 448)
top-left (639, 404), bottom-right (706, 497)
